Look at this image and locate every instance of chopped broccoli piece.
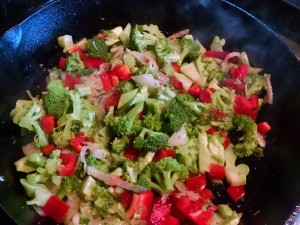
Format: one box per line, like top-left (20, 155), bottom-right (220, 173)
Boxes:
top-left (86, 154), bottom-right (110, 172)
top-left (210, 36), bottom-right (225, 51)
top-left (211, 87), bottom-right (235, 115)
top-left (87, 36), bottom-right (109, 61)
top-left (142, 98), bottom-right (165, 131)
top-left (117, 80), bottom-right (135, 94)
top-left (44, 80), bottom-right (69, 118)
top-left (111, 136), bottom-right (130, 154)
top-left (133, 128), bottom-right (169, 152)
top-left (163, 99), bottom-right (187, 134)
top-left (130, 25), bottom-right (158, 51)
top-left (66, 52), bottom-right (85, 74)
top-left (175, 138), bottom-right (199, 173)
top-left (244, 74), bottom-right (267, 98)
top-left (57, 175), bottom-right (80, 198)
top-left (178, 37), bottom-right (200, 65)
top-left (232, 114), bottom-right (263, 157)
top-left (52, 114), bottom-right (74, 147)
top-left (138, 157), bottom-right (188, 194)
top-left (175, 93), bottom-right (205, 118)
top-left (92, 186), bottom-right (116, 215)
top-left (155, 86), bottom-right (176, 102)
top-left (140, 24), bottom-right (166, 39)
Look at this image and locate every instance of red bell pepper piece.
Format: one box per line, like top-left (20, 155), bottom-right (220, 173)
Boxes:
top-left (109, 74), bottom-right (119, 87)
top-left (58, 153), bottom-right (76, 176)
top-left (209, 163), bottom-right (226, 180)
top-left (81, 53), bottom-right (105, 68)
top-left (257, 122), bottom-right (271, 135)
top-left (59, 57), bottom-right (67, 70)
top-left (235, 95), bottom-right (253, 110)
top-left (223, 136), bottom-right (231, 150)
top-left (219, 130), bottom-right (228, 138)
top-left (248, 95), bottom-right (259, 110)
top-left (68, 45), bottom-right (84, 54)
top-left (203, 51), bottom-right (239, 64)
top-left (104, 92), bottom-right (121, 112)
top-left (153, 149), bottom-right (175, 162)
top-left (126, 194), bottom-right (140, 218)
top-left (150, 203), bottom-right (172, 225)
top-left (170, 77), bottom-right (184, 90)
top-left (41, 144), bottom-right (55, 155)
top-left (96, 33), bottom-right (106, 40)
top-left (110, 64), bottom-right (132, 81)
top-left (69, 133), bottom-right (87, 153)
top-left (223, 78), bottom-right (245, 94)
top-left (136, 191), bottom-right (154, 222)
top-left (213, 109), bottom-right (228, 119)
top-left (40, 115), bottom-right (55, 133)
top-left (231, 65), bottom-right (248, 82)
top-left (207, 126), bottom-right (218, 135)
top-left (226, 185), bottom-right (245, 202)
top-left (171, 62), bottom-right (181, 72)
top-left (100, 73), bottom-right (113, 91)
top-left (188, 205), bottom-right (217, 225)
top-left (188, 82), bottom-right (201, 97)
top-left (119, 190), bottom-right (134, 209)
top-left (64, 74), bottom-right (81, 90)
top-left (198, 88), bottom-right (212, 103)
top-left (186, 174), bottom-right (207, 193)
top-left (42, 196), bottom-right (70, 222)
top-left (234, 105), bottom-right (257, 120)
top-left (199, 188), bottom-right (214, 200)
top-left (123, 146), bottom-right (140, 161)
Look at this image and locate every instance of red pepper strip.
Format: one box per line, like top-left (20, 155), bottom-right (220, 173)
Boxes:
top-left (126, 194), bottom-right (140, 218)
top-left (198, 88), bottom-right (212, 103)
top-left (58, 153), bottom-right (76, 176)
top-left (41, 144), bottom-right (55, 155)
top-left (40, 115), bottom-right (55, 133)
top-left (207, 126), bottom-right (218, 135)
top-left (153, 149), bottom-right (175, 162)
top-left (64, 74), bottom-right (81, 90)
top-left (99, 73), bottom-right (113, 91)
top-left (257, 122), bottom-right (271, 135)
top-left (123, 146), bottom-right (140, 161)
top-left (136, 191), bottom-right (154, 221)
top-left (230, 65), bottom-right (248, 82)
top-left (226, 185), bottom-right (245, 202)
top-left (96, 33), bottom-right (106, 40)
top-left (235, 95), bottom-right (254, 110)
top-left (188, 205), bottom-right (217, 225)
top-left (223, 78), bottom-right (245, 94)
top-left (188, 82), bottom-right (201, 97)
top-left (119, 190), bottom-right (134, 209)
top-left (81, 53), bottom-right (105, 68)
top-left (219, 130), bottom-right (228, 138)
top-left (171, 62), bottom-right (181, 72)
top-left (69, 134), bottom-right (86, 153)
top-left (186, 174), bottom-right (207, 193)
top-left (104, 92), bottom-right (121, 112)
top-left (213, 109), bottom-right (228, 119)
top-left (150, 203), bottom-right (172, 225)
top-left (203, 50), bottom-right (239, 64)
top-left (248, 94), bottom-right (259, 110)
top-left (42, 196), bottom-right (70, 222)
top-left (68, 45), bottom-right (84, 54)
top-left (110, 64), bottom-right (132, 81)
top-left (170, 77), bottom-right (184, 90)
top-left (223, 136), bottom-right (231, 150)
top-left (234, 105), bottom-right (257, 120)
top-left (59, 57), bottom-right (67, 70)
top-left (209, 163), bottom-right (226, 180)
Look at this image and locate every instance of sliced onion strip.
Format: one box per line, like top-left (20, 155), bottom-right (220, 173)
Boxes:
top-left (264, 74), bottom-right (273, 104)
top-left (175, 181), bottom-right (200, 201)
top-left (222, 52), bottom-right (241, 73)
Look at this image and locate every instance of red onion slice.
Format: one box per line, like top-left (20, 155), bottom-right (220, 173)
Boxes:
top-left (222, 52), bottom-right (241, 73)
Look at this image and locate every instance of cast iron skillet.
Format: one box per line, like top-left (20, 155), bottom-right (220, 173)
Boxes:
top-left (1, 0), bottom-right (300, 224)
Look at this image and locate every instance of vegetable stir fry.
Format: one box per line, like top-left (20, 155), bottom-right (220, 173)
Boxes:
top-left (11, 24), bottom-right (271, 225)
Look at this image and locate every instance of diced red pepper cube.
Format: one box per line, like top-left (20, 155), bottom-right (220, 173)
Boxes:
top-left (188, 82), bottom-right (201, 97)
top-left (100, 73), bottom-right (113, 91)
top-left (109, 74), bottom-right (119, 87)
top-left (81, 53), bottom-right (105, 68)
top-left (137, 191), bottom-right (155, 222)
top-left (58, 153), bottom-right (77, 176)
top-left (234, 105), bottom-right (257, 120)
top-left (199, 188), bottom-right (214, 200)
top-left (224, 78), bottom-right (245, 94)
top-left (59, 57), bottom-right (67, 70)
top-left (64, 74), bottom-right (81, 90)
top-left (96, 33), bottom-right (106, 40)
top-left (123, 146), bottom-right (140, 161)
top-left (104, 92), bottom-right (121, 112)
top-left (209, 163), bottom-right (226, 180)
top-left (207, 126), bottom-right (218, 135)
top-left (223, 136), bottom-right (231, 150)
top-left (233, 65), bottom-right (248, 82)
top-left (40, 115), bottom-right (55, 133)
top-left (186, 174), bottom-right (207, 193)
top-left (41, 144), bottom-right (55, 155)
top-left (213, 109), bottom-right (228, 119)
top-left (226, 185), bottom-right (245, 202)
top-left (150, 204), bottom-right (172, 225)
top-left (42, 196), bottom-right (70, 222)
top-left (235, 95), bottom-right (253, 110)
top-left (120, 190), bottom-right (133, 209)
top-left (171, 62), bottom-right (181, 72)
top-left (170, 77), bottom-right (184, 90)
top-left (248, 94), bottom-right (259, 110)
top-left (153, 149), bottom-right (175, 162)
top-left (188, 205), bottom-right (216, 225)
top-left (68, 45), bottom-right (83, 54)
top-left (198, 88), bottom-right (212, 103)
top-left (110, 64), bottom-right (132, 81)
top-left (257, 122), bottom-right (271, 135)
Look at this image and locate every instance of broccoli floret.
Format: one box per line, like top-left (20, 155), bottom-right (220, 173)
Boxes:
top-left (79, 99), bottom-right (98, 137)
top-left (52, 114), bottom-right (75, 147)
top-left (130, 25), bottom-right (158, 51)
top-left (111, 136), bottom-right (130, 154)
top-left (163, 99), bottom-right (187, 134)
top-left (44, 80), bottom-right (69, 118)
top-left (142, 98), bottom-right (165, 131)
top-left (211, 87), bottom-right (235, 115)
top-left (244, 74), bottom-right (267, 98)
top-left (57, 175), bottom-right (80, 198)
top-left (92, 186), bottom-right (116, 215)
top-left (133, 128), bottom-right (169, 152)
top-left (155, 86), bottom-right (176, 102)
top-left (121, 158), bottom-right (139, 183)
top-left (117, 80), bottom-right (135, 94)
top-left (178, 37), bottom-right (200, 65)
top-left (138, 157), bottom-right (188, 194)
top-left (140, 24), bottom-right (166, 39)
top-left (175, 138), bottom-right (199, 173)
top-left (110, 102), bottom-right (144, 137)
top-left (86, 154), bottom-right (110, 172)
top-left (232, 114), bottom-right (263, 157)
top-left (175, 93), bottom-right (205, 118)
top-left (87, 36), bottom-right (109, 61)
top-left (66, 52), bottom-right (86, 75)
top-left (10, 97), bottom-right (49, 148)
